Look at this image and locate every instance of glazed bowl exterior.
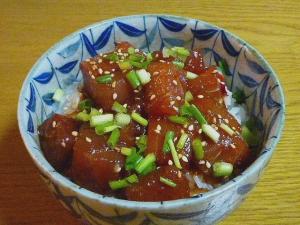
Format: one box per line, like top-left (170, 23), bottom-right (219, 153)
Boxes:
top-left (18, 15), bottom-right (285, 225)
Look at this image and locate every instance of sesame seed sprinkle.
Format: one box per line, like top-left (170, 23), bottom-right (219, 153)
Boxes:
top-left (117, 49), bottom-right (122, 53)
top-left (92, 65), bottom-right (98, 70)
top-left (98, 68), bottom-right (103, 74)
top-left (134, 89), bottom-right (139, 93)
top-left (109, 61), bottom-right (113, 64)
top-left (159, 60), bottom-right (166, 63)
top-left (71, 131), bottom-right (78, 136)
top-left (153, 71), bottom-right (159, 75)
top-left (176, 96), bottom-right (181, 101)
top-left (173, 106), bottom-right (179, 111)
top-left (52, 121), bottom-right (56, 128)
top-left (197, 95), bottom-right (204, 99)
top-left (217, 114), bottom-right (222, 119)
top-left (154, 129), bottom-right (161, 134)
top-left (114, 164), bottom-right (122, 173)
top-left (199, 160), bottom-right (205, 165)
top-left (61, 141), bottom-right (66, 148)
top-left (181, 129), bottom-right (185, 134)
top-left (168, 160), bottom-right (173, 165)
top-left (224, 119), bottom-right (229, 124)
top-left (198, 129), bottom-right (202, 134)
top-left (150, 94), bottom-right (156, 100)
top-left (178, 171), bottom-right (182, 178)
top-left (230, 143), bottom-right (236, 149)
top-left (135, 48), bottom-right (139, 53)
top-left (188, 124), bottom-right (194, 131)
top-left (206, 161), bottom-right (211, 168)
top-left (170, 101), bottom-right (175, 105)
top-left (182, 155), bottom-right (188, 162)
top-left (104, 70), bottom-right (110, 74)
top-left (91, 75), bottom-right (95, 79)
top-left (85, 137), bottom-right (92, 143)
top-left (112, 81), bottom-right (116, 88)
top-left (172, 80), bottom-right (178, 85)
top-left (113, 93), bottom-right (118, 100)
top-left (202, 141), bottom-right (207, 146)
top-left (98, 59), bottom-right (102, 63)
top-left (156, 124), bottom-right (161, 131)
top-left (213, 117), bottom-right (217, 123)
top-left (123, 104), bottom-right (128, 108)
top-left (99, 108), bottom-right (103, 114)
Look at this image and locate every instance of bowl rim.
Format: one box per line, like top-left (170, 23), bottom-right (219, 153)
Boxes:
top-left (17, 14), bottom-right (285, 210)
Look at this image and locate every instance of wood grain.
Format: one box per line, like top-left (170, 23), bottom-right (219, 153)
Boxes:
top-left (0, 0), bottom-right (299, 224)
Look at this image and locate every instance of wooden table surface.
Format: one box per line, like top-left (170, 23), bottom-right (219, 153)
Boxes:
top-left (1, 0), bottom-right (299, 224)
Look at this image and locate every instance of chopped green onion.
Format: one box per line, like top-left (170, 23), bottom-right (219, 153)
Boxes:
top-left (129, 53), bottom-right (145, 62)
top-left (184, 91), bottom-right (194, 102)
top-left (180, 103), bottom-right (193, 117)
top-left (127, 47), bottom-right (135, 54)
top-left (94, 121), bottom-right (114, 135)
top-left (220, 123), bottom-right (235, 136)
top-left (162, 47), bottom-right (175, 58)
top-left (112, 101), bottom-right (127, 113)
top-left (218, 59), bottom-right (230, 76)
top-left (125, 149), bottom-right (143, 171)
top-left (52, 88), bottom-right (64, 102)
top-left (146, 53), bottom-right (153, 62)
top-left (130, 61), bottom-right (149, 69)
top-left (189, 104), bottom-right (207, 125)
top-left (171, 47), bottom-right (190, 57)
top-left (135, 153), bottom-right (156, 174)
top-left (115, 113), bottom-right (131, 127)
top-left (107, 128), bottom-right (120, 148)
top-left (168, 115), bottom-right (188, 125)
top-left (118, 61), bottom-right (132, 70)
top-left (168, 139), bottom-right (182, 169)
top-left (96, 75), bottom-right (112, 84)
top-left (131, 112), bottom-right (148, 126)
top-left (232, 89), bottom-right (246, 104)
top-left (103, 125), bottom-right (119, 133)
top-left (136, 135), bottom-right (147, 153)
top-left (192, 138), bottom-right (204, 160)
top-left (126, 70), bottom-right (141, 89)
top-left (213, 162), bottom-right (233, 177)
top-left (140, 162), bottom-right (156, 176)
top-left (242, 125), bottom-right (259, 146)
top-left (121, 147), bottom-right (133, 156)
top-left (136, 69), bottom-right (151, 85)
top-left (160, 176), bottom-right (177, 187)
top-left (163, 131), bottom-right (175, 153)
top-left (104, 52), bottom-right (119, 62)
top-left (75, 111), bottom-right (90, 122)
top-left (78, 99), bottom-right (93, 111)
top-left (109, 179), bottom-right (129, 190)
top-left (90, 114), bottom-right (113, 127)
top-left (202, 124), bottom-right (220, 143)
top-left (126, 174), bottom-right (139, 184)
top-left (89, 107), bottom-right (101, 117)
top-left (177, 133), bottom-right (188, 150)
top-left (172, 60), bottom-right (185, 69)
top-left (186, 71), bottom-right (198, 79)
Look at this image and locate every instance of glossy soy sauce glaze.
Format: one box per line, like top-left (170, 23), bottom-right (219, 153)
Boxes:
top-left (38, 42), bottom-right (255, 201)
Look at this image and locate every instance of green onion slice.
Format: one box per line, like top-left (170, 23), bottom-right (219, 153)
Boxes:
top-left (135, 153), bottom-right (156, 174)
top-left (168, 115), bottom-right (188, 125)
top-left (189, 104), bottom-right (207, 125)
top-left (109, 179), bottom-right (129, 190)
top-left (136, 69), bottom-right (151, 85)
top-left (121, 147), bottom-right (133, 156)
top-left (186, 71), bottom-right (198, 79)
top-left (131, 112), bottom-right (148, 126)
top-left (112, 101), bottom-right (127, 113)
top-left (104, 52), bottom-right (119, 62)
top-left (220, 123), bottom-right (235, 136)
top-left (136, 135), bottom-right (147, 153)
top-left (78, 99), bottom-right (92, 111)
top-left (177, 133), bottom-right (188, 150)
top-left (118, 61), bottom-right (132, 70)
top-left (172, 60), bottom-right (185, 69)
top-left (125, 149), bottom-right (143, 171)
top-left (94, 121), bottom-right (114, 135)
top-left (184, 91), bottom-right (194, 102)
top-left (192, 138), bottom-right (204, 160)
top-left (168, 139), bottom-right (182, 169)
top-left (75, 111), bottom-right (90, 122)
top-left (127, 47), bottom-right (135, 54)
top-left (242, 125), bottom-right (259, 146)
top-left (163, 131), bottom-right (175, 153)
top-left (90, 114), bottom-right (113, 127)
top-left (96, 75), bottom-right (113, 84)
top-left (107, 128), bottom-right (120, 148)
top-left (202, 124), bottom-right (220, 143)
top-left (213, 162), bottom-right (233, 177)
top-left (160, 176), bottom-right (177, 187)
top-left (126, 70), bottom-right (141, 89)
top-left (115, 113), bottom-right (131, 127)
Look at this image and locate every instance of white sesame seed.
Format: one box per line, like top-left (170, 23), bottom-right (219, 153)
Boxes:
top-left (92, 65), bottom-right (98, 70)
top-left (123, 104), bottom-right (128, 108)
top-left (176, 96), bottom-right (181, 101)
top-left (90, 61), bottom-right (96, 65)
top-left (135, 136), bottom-right (140, 140)
top-left (230, 143), bottom-right (236, 149)
top-left (217, 114), bottom-right (222, 119)
top-left (52, 121), bottom-right (56, 128)
top-left (112, 68), bottom-right (116, 72)
top-left (114, 164), bottom-right (122, 173)
top-left (109, 61), bottom-right (114, 64)
top-left (188, 124), bottom-right (194, 131)
top-left (98, 68), bottom-right (103, 74)
top-left (206, 161), bottom-right (211, 168)
top-left (71, 131), bottom-right (78, 137)
top-left (178, 171), bottom-right (182, 178)
top-left (174, 137), bottom-right (178, 142)
top-left (159, 60), bottom-right (166, 63)
top-left (103, 54), bottom-right (107, 57)
top-left (168, 160), bottom-right (173, 165)
top-left (199, 160), bottom-right (205, 165)
top-left (150, 94), bottom-right (156, 100)
top-left (85, 137), bottom-right (92, 143)
top-left (117, 49), bottom-right (122, 53)
top-left (113, 93), bottom-right (117, 100)
top-left (213, 117), bottom-right (217, 123)
top-left (224, 119), bottom-right (229, 124)
top-left (153, 71), bottom-right (159, 75)
top-left (99, 108), bottom-right (103, 114)
top-left (201, 141), bottom-right (207, 146)
top-left (198, 128), bottom-right (202, 134)
top-left (135, 48), bottom-right (139, 53)
top-left (134, 89), bottom-right (139, 93)
top-left (61, 141), bottom-right (66, 148)
top-left (154, 129), bottom-right (161, 134)
top-left (217, 78), bottom-right (221, 83)
top-left (173, 106), bottom-right (179, 111)
top-left (219, 99), bottom-right (223, 104)
top-left (172, 80), bottom-right (178, 85)
top-left (115, 147), bottom-right (121, 152)
top-left (212, 69), bottom-right (218, 74)
top-left (111, 73), bottom-right (115, 77)
top-left (232, 126), bottom-right (236, 131)
top-left (104, 70), bottom-right (110, 74)
top-left (156, 124), bottom-right (161, 131)
top-left (88, 71), bottom-right (92, 75)
top-left (112, 81), bottom-right (116, 88)
top-left (155, 53), bottom-right (159, 58)
top-left (98, 59), bottom-right (102, 63)
top-left (197, 95), bottom-right (204, 99)
top-left (182, 155), bottom-right (188, 162)
top-left (85, 58), bottom-right (90, 62)
top-left (170, 101), bottom-right (175, 105)
top-left (91, 75), bottom-right (95, 79)
top-left (180, 129), bottom-right (185, 134)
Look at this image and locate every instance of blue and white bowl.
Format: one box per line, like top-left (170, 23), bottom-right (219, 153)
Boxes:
top-left (18, 15), bottom-right (285, 225)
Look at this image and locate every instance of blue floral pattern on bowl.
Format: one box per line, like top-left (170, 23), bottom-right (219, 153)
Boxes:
top-left (18, 15), bottom-right (285, 225)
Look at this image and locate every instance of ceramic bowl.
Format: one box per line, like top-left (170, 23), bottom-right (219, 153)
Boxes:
top-left (18, 14), bottom-right (285, 225)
